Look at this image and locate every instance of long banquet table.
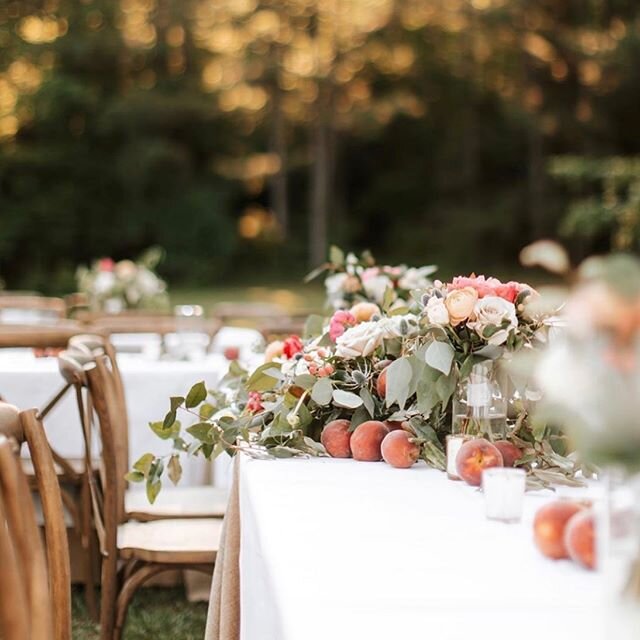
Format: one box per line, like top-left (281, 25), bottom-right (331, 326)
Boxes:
top-left (207, 457), bottom-right (621, 640)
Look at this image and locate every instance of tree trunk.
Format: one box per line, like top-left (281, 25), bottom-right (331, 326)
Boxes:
top-left (309, 97), bottom-right (331, 268)
top-left (269, 85), bottom-right (288, 238)
top-left (527, 122), bottom-right (545, 239)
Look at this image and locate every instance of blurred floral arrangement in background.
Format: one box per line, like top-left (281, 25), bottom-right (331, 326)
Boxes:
top-left (76, 246), bottom-right (169, 313)
top-left (306, 245), bottom-right (437, 311)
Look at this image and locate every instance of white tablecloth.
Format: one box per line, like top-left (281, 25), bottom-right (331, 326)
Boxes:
top-left (238, 458), bottom-right (616, 640)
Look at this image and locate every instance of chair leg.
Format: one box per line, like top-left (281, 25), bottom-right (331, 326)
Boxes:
top-left (80, 479), bottom-right (98, 620)
top-left (113, 563), bottom-right (213, 640)
top-left (113, 564), bottom-right (168, 640)
top-left (100, 556), bottom-right (119, 640)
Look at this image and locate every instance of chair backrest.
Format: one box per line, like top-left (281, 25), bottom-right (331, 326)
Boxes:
top-left (21, 409), bottom-right (72, 640)
top-left (85, 356), bottom-right (129, 542)
top-left (0, 435), bottom-right (54, 640)
top-left (0, 321), bottom-right (87, 349)
top-left (0, 295), bottom-right (66, 324)
top-left (0, 403), bottom-right (71, 640)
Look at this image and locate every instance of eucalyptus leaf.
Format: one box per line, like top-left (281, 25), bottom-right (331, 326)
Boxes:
top-left (295, 374), bottom-right (317, 390)
top-left (187, 422), bottom-right (215, 443)
top-left (359, 387), bottom-right (375, 417)
top-left (329, 245), bottom-right (345, 266)
top-left (170, 396), bottom-right (185, 412)
top-left (332, 389), bottom-right (363, 409)
top-left (185, 381), bottom-right (207, 408)
top-left (425, 340), bottom-right (455, 375)
top-left (385, 357), bottom-right (413, 409)
top-left (311, 377), bottom-right (333, 406)
top-left (124, 470), bottom-right (144, 483)
top-left (474, 344), bottom-right (504, 360)
top-left (168, 455), bottom-right (182, 485)
top-left (199, 403), bottom-right (216, 420)
top-left (133, 453), bottom-right (155, 476)
top-left (163, 410), bottom-right (177, 430)
top-left (304, 314), bottom-right (325, 339)
top-left (247, 362), bottom-right (283, 392)
top-left (146, 479), bottom-right (161, 504)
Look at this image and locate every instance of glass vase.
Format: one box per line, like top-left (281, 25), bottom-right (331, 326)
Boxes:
top-left (452, 361), bottom-right (507, 440)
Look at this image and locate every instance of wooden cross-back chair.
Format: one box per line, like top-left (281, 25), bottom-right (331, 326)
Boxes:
top-left (81, 355), bottom-right (223, 640)
top-left (65, 335), bottom-right (228, 521)
top-left (0, 403), bottom-right (71, 640)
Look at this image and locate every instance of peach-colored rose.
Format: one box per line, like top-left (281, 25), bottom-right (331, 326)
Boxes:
top-left (265, 340), bottom-right (285, 362)
top-left (350, 302), bottom-right (381, 323)
top-left (444, 287), bottom-right (478, 326)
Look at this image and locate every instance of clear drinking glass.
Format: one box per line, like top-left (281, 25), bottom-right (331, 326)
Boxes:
top-left (482, 467), bottom-right (526, 523)
top-left (173, 304), bottom-right (207, 360)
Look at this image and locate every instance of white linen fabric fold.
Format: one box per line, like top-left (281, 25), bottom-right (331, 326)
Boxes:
top-left (238, 457), bottom-right (611, 640)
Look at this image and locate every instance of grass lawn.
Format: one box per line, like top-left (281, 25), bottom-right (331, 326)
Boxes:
top-left (72, 587), bottom-right (207, 640)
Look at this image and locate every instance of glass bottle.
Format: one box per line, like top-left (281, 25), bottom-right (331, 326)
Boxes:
top-left (452, 361), bottom-right (507, 440)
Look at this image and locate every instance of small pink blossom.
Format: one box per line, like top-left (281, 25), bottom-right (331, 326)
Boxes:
top-left (361, 267), bottom-right (381, 282)
top-left (246, 391), bottom-right (264, 414)
top-left (329, 310), bottom-right (357, 341)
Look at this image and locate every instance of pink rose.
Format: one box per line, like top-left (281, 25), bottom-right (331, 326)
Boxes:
top-left (329, 310), bottom-right (357, 341)
top-left (493, 282), bottom-right (519, 303)
top-left (99, 258), bottom-right (115, 272)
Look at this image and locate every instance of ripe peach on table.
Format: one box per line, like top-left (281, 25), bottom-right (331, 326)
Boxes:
top-left (455, 438), bottom-right (503, 486)
top-left (376, 368), bottom-right (388, 398)
top-left (320, 419), bottom-right (352, 458)
top-left (533, 501), bottom-right (585, 560)
top-left (381, 430), bottom-right (420, 468)
top-left (493, 440), bottom-right (523, 468)
top-left (565, 510), bottom-right (596, 570)
top-left (350, 420), bottom-right (389, 461)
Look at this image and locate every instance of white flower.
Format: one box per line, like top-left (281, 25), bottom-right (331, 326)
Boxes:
top-left (425, 296), bottom-right (450, 326)
top-left (137, 267), bottom-right (164, 296)
top-left (93, 271), bottom-right (116, 295)
top-left (325, 273), bottom-right (349, 308)
top-left (469, 296), bottom-right (518, 345)
top-left (378, 314), bottom-right (419, 339)
top-left (335, 321), bottom-right (384, 359)
top-left (115, 259), bottom-right (138, 281)
top-left (398, 266), bottom-right (436, 291)
top-left (363, 274), bottom-right (394, 305)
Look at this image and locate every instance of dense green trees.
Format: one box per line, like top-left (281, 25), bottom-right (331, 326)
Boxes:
top-left (1, 0), bottom-right (639, 292)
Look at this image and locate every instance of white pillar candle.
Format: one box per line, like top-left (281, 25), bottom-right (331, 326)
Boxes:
top-left (482, 467), bottom-right (526, 523)
top-left (446, 435), bottom-right (469, 481)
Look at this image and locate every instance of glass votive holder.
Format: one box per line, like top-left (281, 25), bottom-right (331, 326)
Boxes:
top-left (446, 434), bottom-right (471, 481)
top-left (482, 467), bottom-right (526, 523)
top-left (173, 305), bottom-right (207, 361)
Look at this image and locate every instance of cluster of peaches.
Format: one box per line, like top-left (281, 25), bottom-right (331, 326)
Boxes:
top-left (533, 500), bottom-right (596, 571)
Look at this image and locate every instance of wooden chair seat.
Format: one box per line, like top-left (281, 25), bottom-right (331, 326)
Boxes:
top-left (117, 517), bottom-right (222, 564)
top-left (21, 455), bottom-right (100, 480)
top-left (125, 486), bottom-right (228, 521)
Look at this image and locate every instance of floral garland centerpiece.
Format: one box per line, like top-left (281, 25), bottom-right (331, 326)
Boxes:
top-left (133, 264), bottom-right (582, 499)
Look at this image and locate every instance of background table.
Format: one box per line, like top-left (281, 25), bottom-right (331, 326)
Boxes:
top-left (233, 457), bottom-right (614, 640)
top-left (0, 326), bottom-right (263, 487)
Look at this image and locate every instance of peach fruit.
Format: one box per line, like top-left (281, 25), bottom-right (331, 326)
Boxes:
top-left (533, 501), bottom-right (585, 560)
top-left (455, 438), bottom-right (503, 486)
top-left (494, 440), bottom-right (523, 468)
top-left (350, 302), bottom-right (381, 323)
top-left (350, 420), bottom-right (389, 461)
top-left (320, 420), bottom-right (352, 458)
top-left (565, 510), bottom-right (596, 570)
top-left (376, 368), bottom-right (388, 398)
top-left (381, 430), bottom-right (420, 468)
